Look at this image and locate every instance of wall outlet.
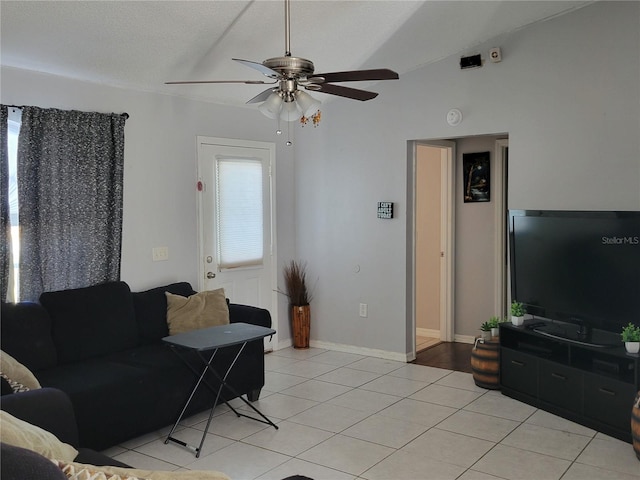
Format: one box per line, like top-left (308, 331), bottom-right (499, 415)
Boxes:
top-left (152, 246), bottom-right (169, 262)
top-left (359, 303), bottom-right (368, 318)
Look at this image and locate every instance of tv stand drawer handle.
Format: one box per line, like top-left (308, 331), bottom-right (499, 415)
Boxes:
top-left (598, 388), bottom-right (616, 396)
top-left (511, 360), bottom-right (525, 367)
top-left (551, 373), bottom-right (567, 381)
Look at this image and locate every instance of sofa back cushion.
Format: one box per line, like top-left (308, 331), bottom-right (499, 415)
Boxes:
top-left (132, 282), bottom-right (196, 344)
top-left (0, 302), bottom-right (58, 371)
top-left (39, 282), bottom-right (138, 364)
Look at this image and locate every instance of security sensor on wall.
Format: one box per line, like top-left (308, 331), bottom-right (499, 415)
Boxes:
top-left (446, 109), bottom-right (463, 126)
top-left (489, 47), bottom-right (502, 63)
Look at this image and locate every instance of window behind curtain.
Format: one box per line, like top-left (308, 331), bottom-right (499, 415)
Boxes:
top-left (215, 157), bottom-right (264, 269)
top-left (6, 109), bottom-right (21, 302)
top-left (1, 105), bottom-right (127, 302)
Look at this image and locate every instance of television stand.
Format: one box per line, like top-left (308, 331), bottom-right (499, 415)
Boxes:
top-left (532, 326), bottom-right (618, 349)
top-left (500, 320), bottom-right (639, 443)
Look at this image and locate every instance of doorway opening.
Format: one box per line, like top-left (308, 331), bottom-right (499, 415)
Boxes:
top-left (407, 135), bottom-right (508, 362)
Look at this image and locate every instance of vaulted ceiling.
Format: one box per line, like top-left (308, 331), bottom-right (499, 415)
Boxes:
top-left (1, 1), bottom-right (592, 108)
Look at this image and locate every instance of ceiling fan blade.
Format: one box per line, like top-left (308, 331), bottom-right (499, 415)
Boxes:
top-left (233, 58), bottom-right (280, 79)
top-left (247, 88), bottom-right (277, 104)
top-left (165, 80), bottom-right (274, 85)
top-left (307, 69), bottom-right (398, 84)
top-left (308, 83), bottom-right (378, 101)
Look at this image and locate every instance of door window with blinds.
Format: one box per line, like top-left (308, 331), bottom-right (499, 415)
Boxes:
top-left (215, 157), bottom-right (264, 269)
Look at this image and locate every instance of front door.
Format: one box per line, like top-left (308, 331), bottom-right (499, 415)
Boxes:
top-left (197, 136), bottom-right (277, 350)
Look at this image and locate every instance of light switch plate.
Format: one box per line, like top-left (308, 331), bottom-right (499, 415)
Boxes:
top-left (152, 246), bottom-right (169, 262)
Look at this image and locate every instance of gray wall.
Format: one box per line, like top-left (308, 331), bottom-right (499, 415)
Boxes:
top-left (454, 136), bottom-right (504, 338)
top-left (294, 1), bottom-right (639, 357)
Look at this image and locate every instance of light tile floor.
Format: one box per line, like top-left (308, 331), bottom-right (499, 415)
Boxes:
top-left (103, 347), bottom-right (640, 480)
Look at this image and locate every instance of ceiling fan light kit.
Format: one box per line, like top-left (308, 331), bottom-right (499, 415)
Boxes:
top-left (257, 92), bottom-right (283, 119)
top-left (294, 91), bottom-right (321, 117)
top-left (165, 0), bottom-right (398, 141)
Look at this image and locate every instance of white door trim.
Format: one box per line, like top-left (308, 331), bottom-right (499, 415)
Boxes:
top-left (494, 139), bottom-right (508, 318)
top-left (407, 140), bottom-right (456, 360)
top-left (196, 136), bottom-right (278, 351)
top-left (440, 143), bottom-right (456, 342)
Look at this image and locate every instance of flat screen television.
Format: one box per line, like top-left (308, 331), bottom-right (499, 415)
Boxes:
top-left (509, 210), bottom-right (640, 347)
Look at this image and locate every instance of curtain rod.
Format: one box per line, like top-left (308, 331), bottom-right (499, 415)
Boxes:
top-left (2, 104), bottom-right (129, 119)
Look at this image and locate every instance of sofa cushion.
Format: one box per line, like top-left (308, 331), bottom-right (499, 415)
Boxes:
top-left (1, 443), bottom-right (68, 480)
top-left (132, 282), bottom-right (196, 345)
top-left (35, 359), bottom-right (159, 450)
top-left (166, 289), bottom-right (229, 335)
top-left (0, 302), bottom-right (58, 371)
top-left (40, 282), bottom-right (138, 364)
top-left (0, 410), bottom-right (79, 462)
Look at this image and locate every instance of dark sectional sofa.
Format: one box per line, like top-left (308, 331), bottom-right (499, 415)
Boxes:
top-left (1, 387), bottom-right (132, 475)
top-left (0, 280), bottom-right (272, 450)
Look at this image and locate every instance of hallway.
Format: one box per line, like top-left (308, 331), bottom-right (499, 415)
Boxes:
top-left (412, 341), bottom-right (474, 374)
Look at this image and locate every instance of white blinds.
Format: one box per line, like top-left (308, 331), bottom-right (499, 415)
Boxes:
top-left (215, 157), bottom-right (264, 269)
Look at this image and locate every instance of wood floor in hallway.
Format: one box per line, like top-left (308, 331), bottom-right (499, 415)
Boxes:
top-left (411, 341), bottom-right (474, 373)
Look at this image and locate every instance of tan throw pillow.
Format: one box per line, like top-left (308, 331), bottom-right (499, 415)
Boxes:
top-left (166, 289), bottom-right (230, 336)
top-left (0, 350), bottom-right (41, 390)
top-left (0, 410), bottom-right (78, 462)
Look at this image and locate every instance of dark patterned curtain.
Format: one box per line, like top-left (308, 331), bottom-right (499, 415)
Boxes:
top-left (0, 106), bottom-right (8, 301)
top-left (17, 107), bottom-right (127, 301)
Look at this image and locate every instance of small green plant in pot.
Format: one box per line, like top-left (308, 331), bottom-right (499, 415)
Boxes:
top-left (621, 322), bottom-right (640, 354)
top-left (488, 316), bottom-right (501, 338)
top-left (479, 321), bottom-right (492, 341)
top-left (511, 301), bottom-right (526, 326)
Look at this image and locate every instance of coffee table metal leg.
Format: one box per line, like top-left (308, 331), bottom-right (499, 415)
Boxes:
top-left (165, 348), bottom-right (219, 454)
top-left (165, 341), bottom-right (277, 456)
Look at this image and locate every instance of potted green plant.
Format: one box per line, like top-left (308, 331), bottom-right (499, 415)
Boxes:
top-left (511, 301), bottom-right (526, 326)
top-left (281, 260), bottom-right (313, 349)
top-left (479, 321), bottom-right (492, 341)
top-left (621, 322), bottom-right (640, 354)
top-left (488, 316), bottom-right (501, 338)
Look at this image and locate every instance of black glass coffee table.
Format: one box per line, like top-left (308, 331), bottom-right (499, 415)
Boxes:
top-left (162, 322), bottom-right (278, 457)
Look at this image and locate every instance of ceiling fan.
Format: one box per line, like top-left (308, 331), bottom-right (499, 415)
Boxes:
top-left (166, 0), bottom-right (399, 122)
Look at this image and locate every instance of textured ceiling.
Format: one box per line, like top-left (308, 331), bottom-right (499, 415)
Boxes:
top-left (0, 0), bottom-right (593, 107)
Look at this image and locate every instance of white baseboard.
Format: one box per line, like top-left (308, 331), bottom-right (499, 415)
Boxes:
top-left (276, 338), bottom-right (293, 350)
top-left (310, 340), bottom-right (410, 362)
top-left (274, 335), bottom-right (476, 360)
top-left (454, 334), bottom-right (476, 345)
top-left (416, 327), bottom-right (440, 338)
top-left (273, 339), bottom-right (409, 362)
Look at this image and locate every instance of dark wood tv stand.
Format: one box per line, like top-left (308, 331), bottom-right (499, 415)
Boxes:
top-left (500, 320), bottom-right (640, 443)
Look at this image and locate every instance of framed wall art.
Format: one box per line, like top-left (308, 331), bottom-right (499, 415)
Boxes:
top-left (462, 151), bottom-right (490, 203)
